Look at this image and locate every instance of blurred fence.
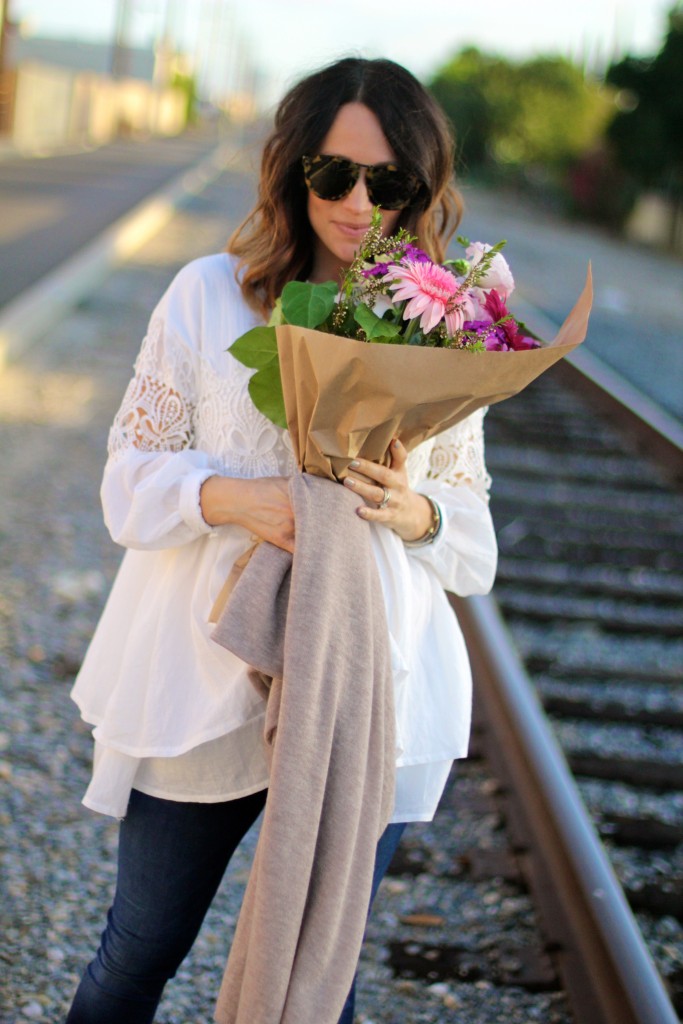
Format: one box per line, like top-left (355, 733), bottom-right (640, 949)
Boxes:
top-left (1, 61), bottom-right (187, 153)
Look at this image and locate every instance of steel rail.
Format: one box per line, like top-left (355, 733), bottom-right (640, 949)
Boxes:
top-left (558, 349), bottom-right (683, 488)
top-left (451, 593), bottom-right (679, 1024)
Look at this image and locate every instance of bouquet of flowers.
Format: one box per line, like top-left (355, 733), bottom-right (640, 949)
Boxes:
top-left (230, 209), bottom-right (592, 479)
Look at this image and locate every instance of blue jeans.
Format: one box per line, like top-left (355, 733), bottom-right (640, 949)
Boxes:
top-left (66, 788), bottom-right (405, 1024)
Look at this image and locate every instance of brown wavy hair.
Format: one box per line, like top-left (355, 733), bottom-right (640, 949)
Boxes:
top-left (228, 57), bottom-right (463, 317)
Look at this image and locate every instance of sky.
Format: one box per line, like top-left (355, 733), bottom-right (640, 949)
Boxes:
top-left (10, 0), bottom-right (679, 105)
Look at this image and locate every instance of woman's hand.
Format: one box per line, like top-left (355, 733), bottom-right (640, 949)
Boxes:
top-left (200, 476), bottom-right (295, 553)
top-left (342, 438), bottom-right (433, 543)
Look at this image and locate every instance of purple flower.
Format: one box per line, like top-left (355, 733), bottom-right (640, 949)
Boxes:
top-left (400, 244), bottom-right (431, 263)
top-left (361, 261), bottom-right (390, 278)
top-left (362, 244), bottom-right (430, 280)
top-left (463, 320), bottom-right (511, 350)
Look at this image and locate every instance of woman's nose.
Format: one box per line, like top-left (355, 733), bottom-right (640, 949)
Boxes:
top-left (342, 170), bottom-right (373, 212)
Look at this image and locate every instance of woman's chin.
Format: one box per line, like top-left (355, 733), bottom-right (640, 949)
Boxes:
top-left (332, 241), bottom-right (361, 269)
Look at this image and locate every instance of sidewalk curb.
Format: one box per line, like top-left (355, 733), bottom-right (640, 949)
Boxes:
top-left (0, 135), bottom-right (242, 368)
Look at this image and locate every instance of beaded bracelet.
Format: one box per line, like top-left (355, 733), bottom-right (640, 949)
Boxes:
top-left (403, 496), bottom-right (442, 547)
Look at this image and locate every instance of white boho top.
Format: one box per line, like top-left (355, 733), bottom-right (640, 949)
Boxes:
top-left (70, 254), bottom-right (498, 822)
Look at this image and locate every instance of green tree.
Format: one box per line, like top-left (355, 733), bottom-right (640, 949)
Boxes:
top-left (429, 48), bottom-right (508, 172)
top-left (606, 5), bottom-right (683, 193)
top-left (171, 69), bottom-right (199, 127)
top-left (429, 49), bottom-right (611, 178)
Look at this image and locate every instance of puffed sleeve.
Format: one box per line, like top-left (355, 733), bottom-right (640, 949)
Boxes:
top-left (405, 407), bottom-right (498, 596)
top-left (100, 269), bottom-right (220, 550)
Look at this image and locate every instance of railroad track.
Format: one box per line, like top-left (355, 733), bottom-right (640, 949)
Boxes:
top-left (451, 356), bottom-right (683, 1024)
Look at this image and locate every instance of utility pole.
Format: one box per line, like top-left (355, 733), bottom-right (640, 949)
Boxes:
top-left (162, 0), bottom-right (179, 44)
top-left (0, 0), bottom-right (14, 134)
top-left (154, 0), bottom-right (180, 87)
top-left (111, 0), bottom-right (132, 79)
top-left (0, 0), bottom-right (10, 77)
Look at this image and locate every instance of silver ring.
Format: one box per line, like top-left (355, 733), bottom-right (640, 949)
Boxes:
top-left (377, 486), bottom-right (390, 510)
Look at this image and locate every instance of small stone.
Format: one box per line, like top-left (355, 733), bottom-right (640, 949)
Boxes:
top-left (21, 1003), bottom-right (44, 1019)
top-left (399, 911), bottom-right (445, 927)
top-left (51, 570), bottom-right (106, 603)
top-left (395, 980), bottom-right (418, 994)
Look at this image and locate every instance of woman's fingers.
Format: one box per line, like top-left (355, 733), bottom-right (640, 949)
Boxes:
top-left (345, 439), bottom-right (402, 487)
top-left (239, 477), bottom-right (296, 552)
top-left (343, 439), bottom-right (405, 509)
top-left (389, 437), bottom-right (408, 470)
top-left (343, 474), bottom-right (387, 506)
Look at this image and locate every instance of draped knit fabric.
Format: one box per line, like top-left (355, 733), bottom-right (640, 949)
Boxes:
top-left (211, 473), bottom-right (395, 1024)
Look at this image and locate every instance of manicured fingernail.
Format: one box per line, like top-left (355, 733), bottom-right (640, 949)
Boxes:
top-left (393, 438), bottom-right (400, 448)
top-left (356, 507), bottom-right (368, 518)
top-left (349, 460), bottom-right (360, 468)
top-left (344, 477), bottom-right (356, 488)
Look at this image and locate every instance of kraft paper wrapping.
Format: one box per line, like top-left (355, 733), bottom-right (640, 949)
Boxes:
top-left (209, 268), bottom-right (591, 622)
top-left (277, 265), bottom-right (593, 481)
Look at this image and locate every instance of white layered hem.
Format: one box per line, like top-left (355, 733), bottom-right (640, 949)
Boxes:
top-left (83, 729), bottom-right (456, 824)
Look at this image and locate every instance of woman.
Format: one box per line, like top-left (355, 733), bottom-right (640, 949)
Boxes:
top-left (67, 56), bottom-right (497, 1023)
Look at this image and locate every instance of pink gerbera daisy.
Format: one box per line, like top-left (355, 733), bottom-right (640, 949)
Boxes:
top-left (384, 261), bottom-right (462, 334)
top-left (444, 294), bottom-right (475, 336)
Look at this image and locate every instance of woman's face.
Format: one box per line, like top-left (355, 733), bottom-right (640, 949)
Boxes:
top-left (307, 102), bottom-right (402, 282)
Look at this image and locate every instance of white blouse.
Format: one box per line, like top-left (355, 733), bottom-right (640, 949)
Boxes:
top-left (70, 253), bottom-right (498, 822)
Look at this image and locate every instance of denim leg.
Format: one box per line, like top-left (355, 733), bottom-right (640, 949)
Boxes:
top-left (337, 822), bottom-right (407, 1024)
top-left (66, 788), bottom-right (266, 1024)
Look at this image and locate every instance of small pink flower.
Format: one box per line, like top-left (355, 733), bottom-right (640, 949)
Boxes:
top-left (445, 294), bottom-right (475, 336)
top-left (384, 261), bottom-right (460, 334)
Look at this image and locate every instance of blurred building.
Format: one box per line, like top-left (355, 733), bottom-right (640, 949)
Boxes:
top-left (13, 35), bottom-right (156, 81)
top-left (0, 29), bottom-right (188, 154)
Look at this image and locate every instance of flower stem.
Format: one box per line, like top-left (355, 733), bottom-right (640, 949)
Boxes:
top-left (402, 313), bottom-right (419, 344)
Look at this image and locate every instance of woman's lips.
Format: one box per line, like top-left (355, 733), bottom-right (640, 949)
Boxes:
top-left (334, 222), bottom-right (371, 238)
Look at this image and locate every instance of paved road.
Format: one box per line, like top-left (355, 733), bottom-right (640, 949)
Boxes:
top-left (0, 127), bottom-right (230, 306)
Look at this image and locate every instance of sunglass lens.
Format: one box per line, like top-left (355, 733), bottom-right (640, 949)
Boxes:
top-left (367, 167), bottom-right (420, 210)
top-left (305, 157), bottom-right (356, 200)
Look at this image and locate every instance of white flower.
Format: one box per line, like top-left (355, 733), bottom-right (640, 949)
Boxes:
top-left (466, 242), bottom-right (515, 299)
top-left (369, 293), bottom-right (397, 317)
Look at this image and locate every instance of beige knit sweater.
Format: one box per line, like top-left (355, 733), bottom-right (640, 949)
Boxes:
top-left (211, 472), bottom-right (396, 1023)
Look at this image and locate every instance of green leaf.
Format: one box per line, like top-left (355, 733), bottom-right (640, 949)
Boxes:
top-left (268, 297), bottom-right (284, 327)
top-left (229, 326), bottom-right (287, 428)
top-left (229, 326), bottom-right (278, 369)
top-left (281, 280), bottom-right (338, 328)
top-left (248, 360), bottom-right (288, 429)
top-left (369, 334), bottom-right (402, 345)
top-left (353, 303), bottom-right (401, 340)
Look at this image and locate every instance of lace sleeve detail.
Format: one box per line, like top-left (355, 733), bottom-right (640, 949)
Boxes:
top-left (108, 317), bottom-right (197, 460)
top-left (426, 407), bottom-right (492, 503)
